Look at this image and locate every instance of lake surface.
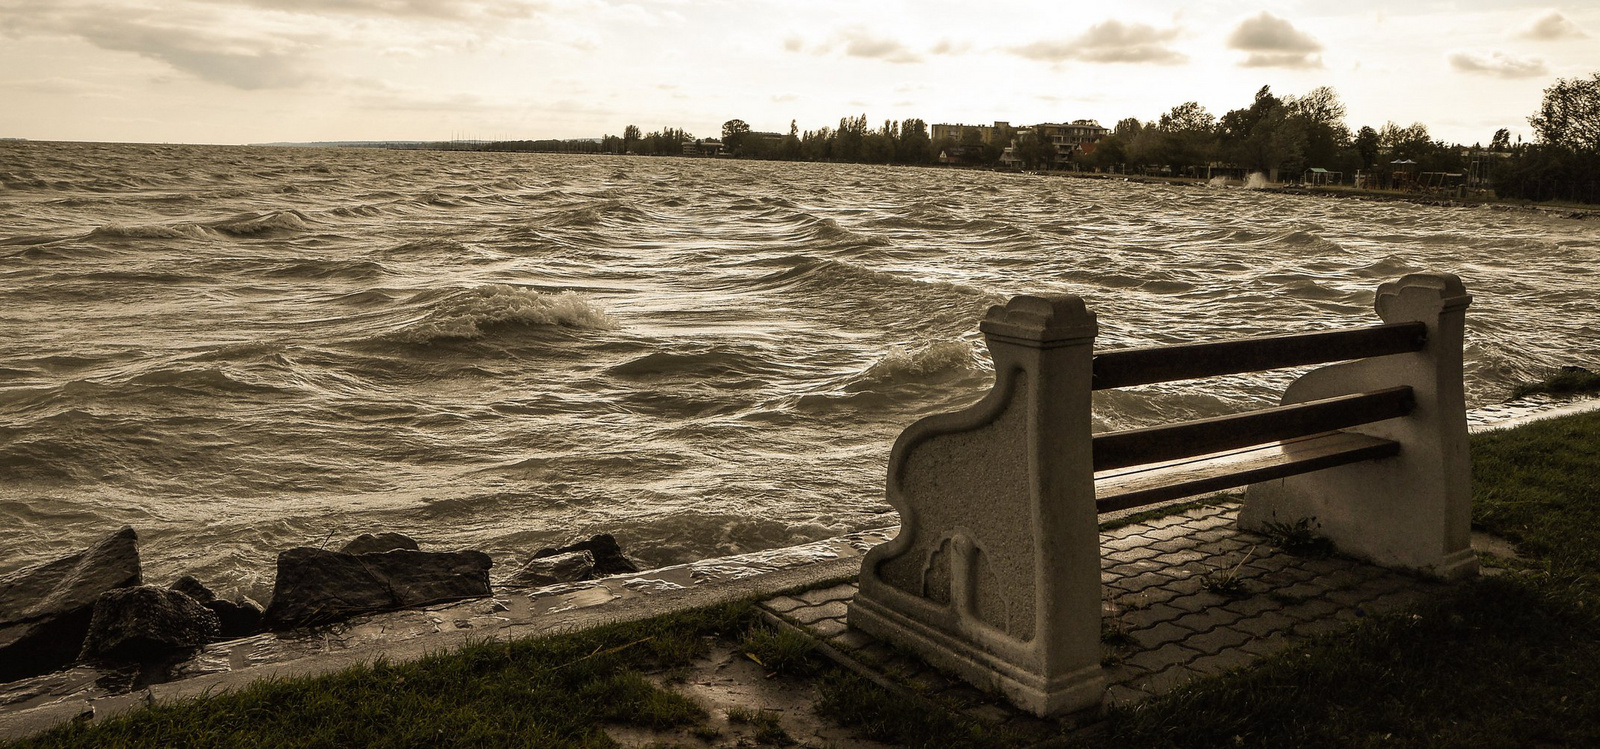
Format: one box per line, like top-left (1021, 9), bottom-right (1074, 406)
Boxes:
top-left (2, 141), bottom-right (1597, 599)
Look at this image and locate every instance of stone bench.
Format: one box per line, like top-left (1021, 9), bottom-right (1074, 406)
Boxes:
top-left (848, 273), bottom-right (1475, 717)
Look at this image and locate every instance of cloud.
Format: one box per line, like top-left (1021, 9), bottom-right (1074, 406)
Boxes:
top-left (929, 38), bottom-right (969, 55)
top-left (1228, 12), bottom-right (1320, 52)
top-left (1517, 11), bottom-right (1588, 40)
top-left (0, 0), bottom-right (324, 90)
top-left (1239, 52), bottom-right (1323, 69)
top-left (233, 0), bottom-right (547, 21)
top-left (1227, 12), bottom-right (1322, 68)
top-left (1010, 20), bottom-right (1185, 64)
top-left (782, 34), bottom-right (802, 52)
top-left (838, 29), bottom-right (921, 64)
top-left (1448, 50), bottom-right (1548, 78)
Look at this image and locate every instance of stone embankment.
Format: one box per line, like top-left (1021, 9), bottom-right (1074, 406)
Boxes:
top-left (0, 528), bottom-right (642, 686)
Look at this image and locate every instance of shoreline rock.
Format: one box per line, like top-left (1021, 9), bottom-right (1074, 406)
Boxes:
top-left (261, 547), bottom-right (492, 630)
top-left (0, 527), bottom-right (142, 682)
top-left (339, 533), bottom-right (420, 556)
top-left (79, 586), bottom-right (220, 662)
top-left (169, 575), bottom-right (263, 638)
top-left (514, 534), bottom-right (641, 587)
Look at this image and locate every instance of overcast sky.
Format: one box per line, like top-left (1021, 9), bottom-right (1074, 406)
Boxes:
top-left (2, 0), bottom-right (1597, 146)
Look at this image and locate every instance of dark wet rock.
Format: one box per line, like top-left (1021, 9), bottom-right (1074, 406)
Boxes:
top-left (206, 597), bottom-right (264, 639)
top-left (168, 576), bottom-right (263, 639)
top-left (513, 550), bottom-right (597, 587)
top-left (339, 533), bottom-right (420, 556)
top-left (0, 527), bottom-right (142, 682)
top-left (532, 534), bottom-right (639, 577)
top-left (79, 586), bottom-right (220, 662)
top-left (169, 575), bottom-right (216, 604)
top-left (261, 547), bottom-right (492, 630)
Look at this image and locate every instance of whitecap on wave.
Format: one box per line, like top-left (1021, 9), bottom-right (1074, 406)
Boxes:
top-left (389, 285), bottom-right (618, 343)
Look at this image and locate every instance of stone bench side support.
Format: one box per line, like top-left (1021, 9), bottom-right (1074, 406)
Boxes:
top-left (847, 295), bottom-right (1106, 717)
top-left (1241, 273), bottom-right (1476, 579)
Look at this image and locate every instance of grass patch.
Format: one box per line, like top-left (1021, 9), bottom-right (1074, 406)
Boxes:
top-left (815, 670), bottom-right (1011, 749)
top-left (739, 622), bottom-right (821, 676)
top-left (1509, 365), bottom-right (1600, 400)
top-left (5, 603), bottom-right (752, 749)
top-left (726, 706), bottom-right (794, 746)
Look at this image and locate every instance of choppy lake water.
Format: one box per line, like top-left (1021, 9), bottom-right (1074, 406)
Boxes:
top-left (2, 141), bottom-right (1597, 599)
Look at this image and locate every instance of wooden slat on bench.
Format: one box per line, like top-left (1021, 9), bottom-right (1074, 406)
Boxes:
top-left (1092, 321), bottom-right (1427, 390)
top-left (1092, 386), bottom-right (1414, 472)
top-left (1094, 430), bottom-right (1400, 514)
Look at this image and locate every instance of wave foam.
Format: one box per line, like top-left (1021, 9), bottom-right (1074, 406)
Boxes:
top-left (89, 223), bottom-right (216, 240)
top-left (391, 285), bottom-right (618, 343)
top-left (850, 340), bottom-right (976, 389)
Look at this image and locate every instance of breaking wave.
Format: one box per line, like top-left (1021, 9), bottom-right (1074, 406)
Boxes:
top-left (387, 285), bottom-right (618, 343)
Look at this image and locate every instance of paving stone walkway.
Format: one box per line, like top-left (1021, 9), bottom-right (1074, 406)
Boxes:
top-left (760, 502), bottom-right (1450, 724)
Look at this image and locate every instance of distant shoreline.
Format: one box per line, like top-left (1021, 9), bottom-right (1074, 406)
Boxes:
top-left (1038, 168), bottom-right (1600, 220)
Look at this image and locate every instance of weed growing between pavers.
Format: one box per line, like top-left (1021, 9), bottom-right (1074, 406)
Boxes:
top-left (1257, 517), bottom-right (1334, 557)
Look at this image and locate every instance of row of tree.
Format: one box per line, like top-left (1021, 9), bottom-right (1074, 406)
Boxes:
top-left (1493, 73), bottom-right (1600, 204)
top-left (474, 74), bottom-right (1600, 205)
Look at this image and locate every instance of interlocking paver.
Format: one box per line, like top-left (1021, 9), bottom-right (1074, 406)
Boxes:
top-left (1230, 610), bottom-right (1298, 637)
top-left (1129, 584), bottom-right (1184, 607)
top-left (1103, 534), bottom-right (1149, 552)
top-left (1150, 537), bottom-right (1196, 553)
top-left (797, 584), bottom-right (857, 605)
top-left (1124, 642), bottom-right (1202, 672)
top-left (1172, 606), bottom-right (1244, 634)
top-left (1280, 597), bottom-right (1342, 622)
top-left (1105, 545), bottom-right (1164, 564)
top-left (1120, 571), bottom-right (1176, 591)
top-left (1140, 524), bottom-right (1191, 543)
top-left (1118, 602), bottom-right (1185, 630)
top-left (828, 629), bottom-right (873, 652)
top-left (1221, 594), bottom-right (1283, 618)
top-left (1128, 664), bottom-right (1200, 693)
top-left (1188, 648), bottom-right (1256, 676)
top-left (1237, 631), bottom-right (1298, 658)
top-left (763, 596), bottom-right (805, 613)
top-left (1185, 625), bottom-right (1253, 655)
top-left (1159, 549), bottom-right (1210, 566)
top-left (1277, 582), bottom-right (1326, 600)
top-left (1129, 621), bottom-right (1192, 649)
top-left (810, 618), bottom-right (848, 638)
top-left (1166, 591), bottom-right (1229, 614)
top-left (790, 600), bottom-right (849, 624)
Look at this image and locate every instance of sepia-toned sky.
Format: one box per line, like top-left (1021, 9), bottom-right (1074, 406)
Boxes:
top-left (2, 0), bottom-right (1597, 146)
